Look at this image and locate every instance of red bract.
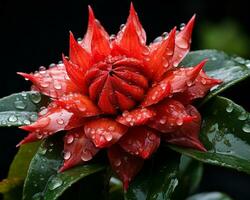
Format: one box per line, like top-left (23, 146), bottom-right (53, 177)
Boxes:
top-left (17, 3), bottom-right (221, 190)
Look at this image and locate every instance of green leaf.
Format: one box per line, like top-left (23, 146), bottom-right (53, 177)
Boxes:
top-left (181, 50), bottom-right (250, 105)
top-left (0, 142), bottom-right (41, 200)
top-left (23, 135), bottom-right (105, 200)
top-left (0, 91), bottom-right (49, 127)
top-left (125, 148), bottom-right (180, 200)
top-left (172, 156), bottom-right (203, 200)
top-left (171, 96), bottom-right (250, 174)
top-left (186, 192), bottom-right (233, 200)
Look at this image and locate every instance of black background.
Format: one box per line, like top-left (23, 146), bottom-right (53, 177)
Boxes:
top-left (1, 0), bottom-right (250, 199)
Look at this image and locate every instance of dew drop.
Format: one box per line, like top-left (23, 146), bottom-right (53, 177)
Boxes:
top-left (120, 24), bottom-right (125, 30)
top-left (238, 112), bottom-right (248, 121)
top-left (56, 119), bottom-right (64, 125)
top-left (14, 100), bottom-right (26, 110)
top-left (180, 23), bottom-right (185, 30)
top-left (8, 115), bottom-right (17, 122)
top-left (48, 177), bottom-right (63, 190)
top-left (63, 151), bottom-right (71, 160)
top-left (39, 66), bottom-right (46, 74)
top-left (30, 93), bottom-right (42, 104)
top-left (40, 149), bottom-right (47, 155)
top-left (49, 63), bottom-right (56, 68)
top-left (162, 32), bottom-right (168, 38)
top-left (81, 150), bottom-right (92, 161)
top-left (54, 82), bottom-right (62, 90)
top-left (23, 119), bottom-right (31, 125)
top-left (186, 80), bottom-right (193, 87)
top-left (104, 133), bottom-right (113, 141)
top-left (66, 135), bottom-right (74, 144)
top-left (114, 159), bottom-right (121, 167)
top-left (153, 36), bottom-right (163, 43)
top-left (242, 124), bottom-right (250, 133)
top-left (226, 103), bottom-right (234, 113)
top-left (159, 118), bottom-right (166, 124)
top-left (30, 114), bottom-right (38, 122)
top-left (176, 118), bottom-right (183, 126)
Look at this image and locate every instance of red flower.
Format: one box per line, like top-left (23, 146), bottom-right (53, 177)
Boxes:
top-left (17, 3), bottom-right (221, 189)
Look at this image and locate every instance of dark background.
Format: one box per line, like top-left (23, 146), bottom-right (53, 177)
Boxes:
top-left (1, 0), bottom-right (250, 199)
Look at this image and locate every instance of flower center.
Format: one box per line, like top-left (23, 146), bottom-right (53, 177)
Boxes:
top-left (84, 56), bottom-right (149, 114)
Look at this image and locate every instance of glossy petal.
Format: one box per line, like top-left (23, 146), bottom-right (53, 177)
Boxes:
top-left (164, 105), bottom-right (206, 151)
top-left (141, 81), bottom-right (171, 107)
top-left (112, 3), bottom-right (148, 59)
top-left (175, 70), bottom-right (222, 104)
top-left (171, 15), bottom-right (195, 67)
top-left (62, 55), bottom-right (87, 93)
top-left (18, 64), bottom-right (80, 98)
top-left (98, 78), bottom-right (117, 114)
top-left (84, 118), bottom-right (128, 148)
top-left (108, 145), bottom-right (144, 190)
top-left (163, 60), bottom-right (206, 94)
top-left (147, 28), bottom-right (176, 81)
top-left (147, 99), bottom-right (194, 133)
top-left (55, 93), bottom-right (101, 117)
top-left (116, 108), bottom-right (155, 127)
top-left (119, 127), bottom-right (160, 159)
top-left (18, 105), bottom-right (85, 146)
top-left (69, 32), bottom-right (91, 71)
top-left (59, 127), bottom-right (99, 172)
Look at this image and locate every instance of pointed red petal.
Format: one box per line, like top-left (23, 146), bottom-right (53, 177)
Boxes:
top-left (164, 105), bottom-right (206, 151)
top-left (19, 104), bottom-right (85, 145)
top-left (161, 60), bottom-right (206, 95)
top-left (116, 108), bottom-right (155, 127)
top-left (81, 6), bottom-right (95, 52)
top-left (141, 81), bottom-right (171, 107)
top-left (98, 78), bottom-right (117, 114)
top-left (175, 70), bottom-right (222, 104)
top-left (119, 127), bottom-right (160, 159)
top-left (84, 118), bottom-right (128, 148)
top-left (111, 75), bottom-right (144, 101)
top-left (18, 64), bottom-right (80, 98)
top-left (59, 127), bottom-right (99, 172)
top-left (147, 99), bottom-right (194, 133)
top-left (62, 55), bottom-right (87, 93)
top-left (55, 93), bottom-right (101, 117)
top-left (108, 145), bottom-right (144, 190)
top-left (69, 32), bottom-right (91, 71)
top-left (171, 15), bottom-right (195, 67)
top-left (147, 28), bottom-right (176, 81)
top-left (115, 91), bottom-right (136, 111)
top-left (112, 3), bottom-right (148, 59)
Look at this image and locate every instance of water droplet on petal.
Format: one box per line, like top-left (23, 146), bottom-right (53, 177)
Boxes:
top-left (104, 133), bottom-right (113, 141)
top-left (66, 135), bottom-right (74, 144)
top-left (153, 36), bottom-right (163, 43)
top-left (120, 24), bottom-right (125, 30)
top-left (180, 23), bottom-right (185, 30)
top-left (56, 119), bottom-right (64, 125)
top-left (114, 159), bottom-right (121, 167)
top-left (63, 151), bottom-right (71, 160)
top-left (48, 177), bottom-right (63, 190)
top-left (176, 118), bottom-right (183, 126)
top-left (81, 150), bottom-right (92, 161)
